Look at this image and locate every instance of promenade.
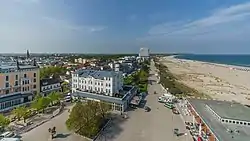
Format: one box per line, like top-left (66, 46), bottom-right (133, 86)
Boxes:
top-left (96, 60), bottom-right (192, 141)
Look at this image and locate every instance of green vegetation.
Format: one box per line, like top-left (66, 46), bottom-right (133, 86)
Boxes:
top-left (62, 81), bottom-right (70, 93)
top-left (11, 106), bottom-right (31, 123)
top-left (40, 66), bottom-right (67, 79)
top-left (66, 101), bottom-right (111, 139)
top-left (31, 92), bottom-right (62, 113)
top-left (69, 54), bottom-right (137, 63)
top-left (154, 59), bottom-right (210, 98)
top-left (124, 60), bottom-right (150, 92)
top-left (0, 114), bottom-right (10, 128)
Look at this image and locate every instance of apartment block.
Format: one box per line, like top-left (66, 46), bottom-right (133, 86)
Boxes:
top-left (0, 62), bottom-right (40, 112)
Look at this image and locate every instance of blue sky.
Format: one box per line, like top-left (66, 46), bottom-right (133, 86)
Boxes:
top-left (1, 0), bottom-right (250, 54)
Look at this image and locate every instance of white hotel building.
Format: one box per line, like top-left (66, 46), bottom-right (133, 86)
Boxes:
top-left (71, 69), bottom-right (137, 112)
top-left (72, 70), bottom-right (123, 95)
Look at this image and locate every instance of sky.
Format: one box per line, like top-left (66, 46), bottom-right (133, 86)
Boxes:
top-left (1, 0), bottom-right (250, 54)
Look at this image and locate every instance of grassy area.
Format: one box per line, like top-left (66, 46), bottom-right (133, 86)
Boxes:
top-left (154, 59), bottom-right (211, 99)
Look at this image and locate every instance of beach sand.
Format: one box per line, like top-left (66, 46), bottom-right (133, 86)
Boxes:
top-left (159, 56), bottom-right (250, 105)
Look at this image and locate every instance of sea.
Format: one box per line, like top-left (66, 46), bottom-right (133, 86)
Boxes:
top-left (175, 54), bottom-right (250, 68)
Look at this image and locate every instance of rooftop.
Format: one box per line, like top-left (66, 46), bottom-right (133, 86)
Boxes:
top-left (73, 69), bottom-right (121, 79)
top-left (188, 98), bottom-right (250, 141)
top-left (0, 64), bottom-right (38, 70)
top-left (206, 100), bottom-right (250, 121)
top-left (40, 78), bottom-right (61, 86)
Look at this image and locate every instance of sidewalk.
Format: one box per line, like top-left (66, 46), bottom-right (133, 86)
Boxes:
top-left (9, 106), bottom-right (64, 135)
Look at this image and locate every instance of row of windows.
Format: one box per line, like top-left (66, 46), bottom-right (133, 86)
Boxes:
top-left (77, 85), bottom-right (112, 94)
top-left (0, 99), bottom-right (22, 110)
top-left (222, 119), bottom-right (250, 125)
top-left (5, 73), bottom-right (37, 81)
top-left (206, 105), bottom-right (250, 126)
top-left (42, 84), bottom-right (60, 91)
top-left (73, 79), bottom-right (112, 87)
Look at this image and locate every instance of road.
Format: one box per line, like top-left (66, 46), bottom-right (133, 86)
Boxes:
top-left (98, 60), bottom-right (192, 141)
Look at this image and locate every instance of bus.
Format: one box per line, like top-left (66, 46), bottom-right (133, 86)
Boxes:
top-left (164, 102), bottom-right (174, 109)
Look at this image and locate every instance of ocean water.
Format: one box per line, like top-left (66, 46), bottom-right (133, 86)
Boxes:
top-left (175, 54), bottom-right (250, 67)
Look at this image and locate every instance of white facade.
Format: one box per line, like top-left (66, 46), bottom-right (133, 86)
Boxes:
top-left (139, 48), bottom-right (150, 57)
top-left (72, 70), bottom-right (123, 97)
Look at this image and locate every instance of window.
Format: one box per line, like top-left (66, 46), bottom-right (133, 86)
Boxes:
top-left (15, 81), bottom-right (18, 86)
top-left (33, 78), bottom-right (36, 83)
top-left (33, 85), bottom-right (36, 89)
top-left (5, 76), bottom-right (9, 81)
top-left (5, 90), bottom-right (9, 94)
top-left (24, 74), bottom-right (27, 78)
top-left (15, 75), bottom-right (18, 80)
top-left (5, 83), bottom-right (9, 88)
top-left (34, 73), bottom-right (36, 77)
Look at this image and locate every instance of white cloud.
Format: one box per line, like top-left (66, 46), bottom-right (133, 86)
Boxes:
top-left (138, 2), bottom-right (250, 54)
top-left (42, 17), bottom-right (107, 33)
top-left (146, 2), bottom-right (250, 37)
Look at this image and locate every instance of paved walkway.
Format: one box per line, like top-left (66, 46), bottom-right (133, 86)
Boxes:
top-left (97, 60), bottom-right (192, 141)
top-left (21, 105), bottom-right (87, 141)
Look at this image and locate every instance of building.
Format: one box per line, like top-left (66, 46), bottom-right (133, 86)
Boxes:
top-left (0, 61), bottom-right (40, 112)
top-left (40, 78), bottom-right (62, 96)
top-left (187, 98), bottom-right (250, 141)
top-left (139, 48), bottom-right (150, 60)
top-left (71, 69), bottom-right (138, 112)
top-left (26, 50), bottom-right (30, 59)
top-left (72, 69), bottom-right (123, 96)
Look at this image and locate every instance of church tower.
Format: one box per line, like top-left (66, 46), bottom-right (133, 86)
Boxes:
top-left (27, 50), bottom-right (30, 59)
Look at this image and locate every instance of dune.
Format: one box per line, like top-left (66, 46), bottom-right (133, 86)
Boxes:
top-left (159, 56), bottom-right (250, 105)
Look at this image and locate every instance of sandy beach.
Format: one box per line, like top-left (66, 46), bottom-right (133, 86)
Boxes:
top-left (159, 56), bottom-right (250, 105)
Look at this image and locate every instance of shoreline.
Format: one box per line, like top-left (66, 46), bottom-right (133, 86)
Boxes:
top-left (160, 56), bottom-right (250, 105)
top-left (170, 55), bottom-right (250, 72)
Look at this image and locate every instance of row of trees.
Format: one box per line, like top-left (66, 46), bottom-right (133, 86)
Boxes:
top-left (124, 61), bottom-right (150, 92)
top-left (66, 101), bottom-right (111, 139)
top-left (0, 91), bottom-right (62, 129)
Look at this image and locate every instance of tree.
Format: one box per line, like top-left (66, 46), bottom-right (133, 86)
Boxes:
top-left (12, 106), bottom-right (28, 122)
top-left (32, 97), bottom-right (50, 113)
top-left (66, 101), bottom-right (109, 138)
top-left (98, 102), bottom-right (111, 118)
top-left (0, 114), bottom-right (10, 128)
top-left (48, 92), bottom-right (61, 105)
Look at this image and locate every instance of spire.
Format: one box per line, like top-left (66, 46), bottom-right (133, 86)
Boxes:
top-left (27, 50), bottom-right (30, 59)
